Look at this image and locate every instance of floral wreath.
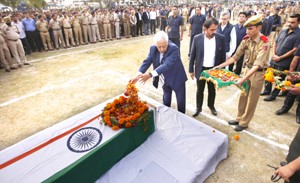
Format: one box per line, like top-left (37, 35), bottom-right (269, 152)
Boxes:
top-left (264, 68), bottom-right (300, 91)
top-left (101, 83), bottom-right (149, 131)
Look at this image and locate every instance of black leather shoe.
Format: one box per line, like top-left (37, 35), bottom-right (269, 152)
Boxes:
top-left (209, 107), bottom-right (217, 116)
top-left (228, 120), bottom-right (239, 125)
top-left (264, 96), bottom-right (276, 101)
top-left (192, 108), bottom-right (202, 117)
top-left (234, 125), bottom-right (248, 132)
top-left (278, 91), bottom-right (288, 97)
top-left (260, 91), bottom-right (270, 96)
top-left (296, 115), bottom-right (300, 124)
top-left (275, 108), bottom-right (288, 115)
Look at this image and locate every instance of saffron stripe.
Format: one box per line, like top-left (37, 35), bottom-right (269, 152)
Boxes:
top-left (0, 114), bottom-right (102, 170)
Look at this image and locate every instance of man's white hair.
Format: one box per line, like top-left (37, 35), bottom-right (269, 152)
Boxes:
top-left (154, 31), bottom-right (169, 44)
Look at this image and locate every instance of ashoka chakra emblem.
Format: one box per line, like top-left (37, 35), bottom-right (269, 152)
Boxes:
top-left (67, 127), bottom-right (102, 153)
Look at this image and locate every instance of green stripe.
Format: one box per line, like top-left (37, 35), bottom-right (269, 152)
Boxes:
top-left (43, 110), bottom-right (155, 183)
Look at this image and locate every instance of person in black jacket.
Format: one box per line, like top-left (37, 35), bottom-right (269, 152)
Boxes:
top-left (259, 11), bottom-right (269, 36)
top-left (135, 8), bottom-right (143, 36)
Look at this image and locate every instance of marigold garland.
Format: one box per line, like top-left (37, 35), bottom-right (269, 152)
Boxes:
top-left (101, 83), bottom-right (149, 131)
top-left (264, 68), bottom-right (300, 90)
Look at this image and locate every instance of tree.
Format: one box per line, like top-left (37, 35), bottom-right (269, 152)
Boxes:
top-left (0, 0), bottom-right (19, 8)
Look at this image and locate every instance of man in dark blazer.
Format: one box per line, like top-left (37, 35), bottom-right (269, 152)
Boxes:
top-left (131, 31), bottom-right (187, 113)
top-left (135, 8), bottom-right (143, 36)
top-left (189, 17), bottom-right (226, 117)
top-left (142, 7), bottom-right (150, 35)
top-left (260, 11), bottom-right (269, 36)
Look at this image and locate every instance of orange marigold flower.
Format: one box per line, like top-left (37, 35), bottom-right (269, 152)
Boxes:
top-left (107, 121), bottom-right (112, 127)
top-left (125, 122), bottom-right (132, 128)
top-left (103, 116), bottom-right (110, 122)
top-left (233, 134), bottom-right (240, 141)
top-left (119, 118), bottom-right (125, 124)
top-left (295, 83), bottom-right (300, 87)
top-left (112, 126), bottom-right (120, 130)
top-left (284, 81), bottom-right (292, 86)
top-left (110, 107), bottom-right (116, 113)
top-left (103, 110), bottom-right (110, 116)
top-left (113, 99), bottom-right (119, 105)
top-left (282, 87), bottom-right (286, 91)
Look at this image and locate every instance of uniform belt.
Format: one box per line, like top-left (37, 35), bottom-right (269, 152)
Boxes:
top-left (8, 39), bottom-right (19, 41)
top-left (90, 24), bottom-right (97, 25)
top-left (246, 65), bottom-right (266, 72)
top-left (82, 24), bottom-right (88, 25)
top-left (64, 27), bottom-right (71, 29)
top-left (103, 23), bottom-right (109, 24)
top-left (41, 31), bottom-right (48, 33)
top-left (53, 29), bottom-right (61, 31)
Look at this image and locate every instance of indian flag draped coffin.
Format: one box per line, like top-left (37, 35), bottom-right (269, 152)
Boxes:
top-left (0, 100), bottom-right (154, 183)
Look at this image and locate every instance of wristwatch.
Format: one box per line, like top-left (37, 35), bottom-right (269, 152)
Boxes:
top-left (149, 72), bottom-right (152, 77)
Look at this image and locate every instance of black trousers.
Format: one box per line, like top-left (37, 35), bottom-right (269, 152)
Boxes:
top-left (281, 82), bottom-right (300, 116)
top-left (160, 19), bottom-right (166, 31)
top-left (169, 38), bottom-right (180, 48)
top-left (25, 31), bottom-right (42, 52)
top-left (196, 67), bottom-right (216, 109)
top-left (150, 19), bottom-right (156, 34)
top-left (263, 64), bottom-right (289, 97)
top-left (234, 55), bottom-right (244, 75)
top-left (21, 38), bottom-right (31, 55)
top-left (131, 25), bottom-right (136, 36)
top-left (136, 21), bottom-right (143, 36)
top-left (162, 83), bottom-right (186, 114)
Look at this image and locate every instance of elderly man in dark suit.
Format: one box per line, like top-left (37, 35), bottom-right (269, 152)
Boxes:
top-left (189, 17), bottom-right (226, 117)
top-left (131, 31), bottom-right (188, 113)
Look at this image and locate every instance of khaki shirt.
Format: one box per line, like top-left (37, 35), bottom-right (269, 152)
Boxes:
top-left (49, 19), bottom-right (61, 30)
top-left (182, 8), bottom-right (189, 16)
top-left (109, 13), bottom-right (114, 23)
top-left (36, 20), bottom-right (48, 32)
top-left (89, 15), bottom-right (97, 24)
top-left (2, 25), bottom-right (20, 40)
top-left (82, 14), bottom-right (89, 25)
top-left (232, 33), bottom-right (270, 69)
top-left (62, 17), bottom-right (71, 28)
top-left (71, 17), bottom-right (81, 27)
top-left (0, 30), bottom-right (5, 44)
top-left (102, 14), bottom-right (110, 24)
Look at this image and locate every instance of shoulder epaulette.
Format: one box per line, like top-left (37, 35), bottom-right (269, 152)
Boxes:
top-left (243, 35), bottom-right (250, 40)
top-left (260, 35), bottom-right (269, 43)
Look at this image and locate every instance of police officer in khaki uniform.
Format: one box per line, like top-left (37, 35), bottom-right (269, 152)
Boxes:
top-left (109, 9), bottom-right (115, 38)
top-left (81, 10), bottom-right (92, 44)
top-left (62, 12), bottom-right (75, 47)
top-left (102, 10), bottom-right (112, 41)
top-left (49, 14), bottom-right (66, 49)
top-left (181, 5), bottom-right (189, 31)
top-left (215, 15), bottom-right (270, 131)
top-left (36, 15), bottom-right (53, 51)
top-left (0, 17), bottom-right (16, 71)
top-left (71, 12), bottom-right (84, 46)
top-left (89, 11), bottom-right (102, 43)
top-left (123, 10), bottom-right (131, 38)
top-left (98, 10), bottom-right (104, 39)
top-left (2, 17), bottom-right (30, 67)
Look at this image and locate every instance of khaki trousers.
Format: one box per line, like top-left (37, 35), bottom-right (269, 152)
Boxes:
top-left (0, 43), bottom-right (15, 68)
top-left (123, 22), bottom-right (130, 37)
top-left (82, 24), bottom-right (92, 43)
top-left (99, 23), bottom-right (104, 38)
top-left (53, 29), bottom-right (66, 49)
top-left (73, 26), bottom-right (83, 45)
top-left (90, 24), bottom-right (101, 42)
top-left (7, 39), bottom-right (28, 65)
top-left (182, 15), bottom-right (188, 30)
top-left (64, 28), bottom-right (75, 47)
top-left (40, 31), bottom-right (53, 50)
top-left (103, 23), bottom-right (112, 40)
top-left (236, 67), bottom-right (265, 127)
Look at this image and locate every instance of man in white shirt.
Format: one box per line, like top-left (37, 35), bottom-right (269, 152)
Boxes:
top-left (189, 18), bottom-right (226, 117)
top-left (149, 7), bottom-right (156, 34)
top-left (13, 14), bottom-right (31, 55)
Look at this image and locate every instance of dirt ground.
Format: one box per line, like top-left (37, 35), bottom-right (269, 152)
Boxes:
top-left (0, 33), bottom-right (299, 183)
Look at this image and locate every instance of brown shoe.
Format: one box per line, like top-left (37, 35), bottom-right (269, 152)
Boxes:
top-left (24, 62), bottom-right (31, 65)
top-left (5, 68), bottom-right (11, 72)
